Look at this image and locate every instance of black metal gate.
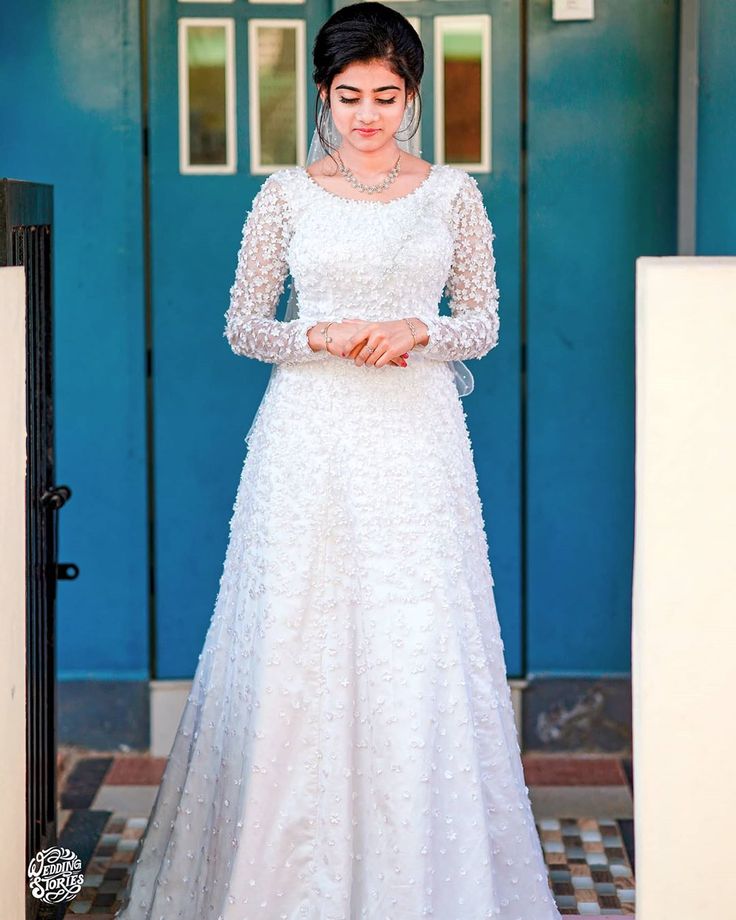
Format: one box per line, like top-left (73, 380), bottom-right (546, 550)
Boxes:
top-left (0, 178), bottom-right (79, 920)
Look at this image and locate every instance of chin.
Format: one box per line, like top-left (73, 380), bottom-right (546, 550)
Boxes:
top-left (349, 132), bottom-right (395, 147)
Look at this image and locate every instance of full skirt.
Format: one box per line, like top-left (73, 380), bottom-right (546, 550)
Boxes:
top-left (115, 355), bottom-right (561, 920)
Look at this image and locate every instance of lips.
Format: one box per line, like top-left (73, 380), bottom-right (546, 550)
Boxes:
top-left (355, 128), bottom-right (379, 135)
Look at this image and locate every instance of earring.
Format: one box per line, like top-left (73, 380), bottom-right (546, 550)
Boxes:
top-left (393, 99), bottom-right (417, 141)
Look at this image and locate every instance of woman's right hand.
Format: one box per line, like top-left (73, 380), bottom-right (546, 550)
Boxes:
top-left (310, 321), bottom-right (408, 366)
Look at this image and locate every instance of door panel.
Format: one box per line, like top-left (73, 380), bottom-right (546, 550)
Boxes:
top-left (390, 0), bottom-right (524, 674)
top-left (149, 0), bottom-right (523, 678)
top-left (150, 0), bottom-right (328, 680)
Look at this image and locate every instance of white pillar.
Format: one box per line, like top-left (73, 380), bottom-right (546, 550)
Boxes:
top-left (633, 256), bottom-right (736, 919)
top-left (0, 266), bottom-right (29, 920)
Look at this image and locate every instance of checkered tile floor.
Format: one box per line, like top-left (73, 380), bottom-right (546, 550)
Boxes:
top-left (53, 751), bottom-right (634, 918)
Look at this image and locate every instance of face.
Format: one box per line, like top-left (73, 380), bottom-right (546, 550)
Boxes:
top-left (321, 59), bottom-right (413, 154)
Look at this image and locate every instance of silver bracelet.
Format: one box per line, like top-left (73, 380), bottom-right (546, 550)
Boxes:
top-left (404, 317), bottom-right (418, 349)
top-left (322, 322), bottom-right (334, 352)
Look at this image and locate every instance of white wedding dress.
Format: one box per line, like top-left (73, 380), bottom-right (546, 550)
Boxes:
top-left (114, 164), bottom-right (562, 920)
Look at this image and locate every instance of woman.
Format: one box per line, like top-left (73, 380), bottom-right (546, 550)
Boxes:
top-left (115, 3), bottom-right (562, 918)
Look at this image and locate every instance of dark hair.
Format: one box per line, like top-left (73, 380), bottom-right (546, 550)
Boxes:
top-left (311, 1), bottom-right (424, 167)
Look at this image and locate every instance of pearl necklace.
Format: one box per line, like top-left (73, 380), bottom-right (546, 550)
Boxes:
top-left (336, 150), bottom-right (402, 194)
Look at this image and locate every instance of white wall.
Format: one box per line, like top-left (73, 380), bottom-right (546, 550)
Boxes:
top-left (0, 266), bottom-right (28, 920)
top-left (633, 256), bottom-right (736, 919)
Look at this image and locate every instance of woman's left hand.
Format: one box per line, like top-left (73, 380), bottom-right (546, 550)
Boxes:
top-left (341, 318), bottom-right (426, 368)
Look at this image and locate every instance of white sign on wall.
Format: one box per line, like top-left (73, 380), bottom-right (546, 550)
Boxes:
top-left (552, 0), bottom-right (595, 21)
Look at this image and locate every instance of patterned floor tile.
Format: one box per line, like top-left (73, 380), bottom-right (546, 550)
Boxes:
top-left (522, 755), bottom-right (629, 787)
top-left (91, 784), bottom-right (158, 816)
top-left (55, 752), bottom-right (636, 918)
top-left (103, 755), bottom-right (167, 786)
top-left (59, 757), bottom-right (114, 810)
top-left (530, 786), bottom-right (634, 820)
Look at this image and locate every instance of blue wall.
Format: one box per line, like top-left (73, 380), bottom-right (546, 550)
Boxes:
top-left (0, 0), bottom-right (149, 680)
top-left (526, 0), bottom-right (678, 674)
top-left (697, 1), bottom-right (736, 255)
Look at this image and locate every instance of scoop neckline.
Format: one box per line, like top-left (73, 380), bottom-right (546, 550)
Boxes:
top-left (301, 162), bottom-right (439, 205)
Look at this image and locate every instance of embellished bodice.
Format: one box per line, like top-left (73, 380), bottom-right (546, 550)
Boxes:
top-left (223, 163), bottom-right (500, 366)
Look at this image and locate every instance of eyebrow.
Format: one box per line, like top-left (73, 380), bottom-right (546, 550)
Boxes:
top-left (334, 84), bottom-right (401, 92)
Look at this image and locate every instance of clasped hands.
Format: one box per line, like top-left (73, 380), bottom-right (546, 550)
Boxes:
top-left (308, 317), bottom-right (429, 368)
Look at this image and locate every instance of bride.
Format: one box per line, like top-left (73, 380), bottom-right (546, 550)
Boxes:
top-left (115, 2), bottom-right (562, 917)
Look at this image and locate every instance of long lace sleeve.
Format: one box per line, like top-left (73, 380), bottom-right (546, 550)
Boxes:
top-left (223, 174), bottom-right (323, 364)
top-left (419, 171), bottom-right (500, 361)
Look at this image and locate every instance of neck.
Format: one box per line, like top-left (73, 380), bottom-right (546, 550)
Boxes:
top-left (336, 143), bottom-right (402, 176)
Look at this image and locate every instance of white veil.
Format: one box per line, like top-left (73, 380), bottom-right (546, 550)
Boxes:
top-left (245, 96), bottom-right (473, 447)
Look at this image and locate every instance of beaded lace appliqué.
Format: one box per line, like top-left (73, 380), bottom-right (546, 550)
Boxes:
top-left (223, 165), bottom-right (500, 365)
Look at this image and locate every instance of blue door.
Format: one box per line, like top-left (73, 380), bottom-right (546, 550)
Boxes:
top-left (147, 0), bottom-right (523, 680)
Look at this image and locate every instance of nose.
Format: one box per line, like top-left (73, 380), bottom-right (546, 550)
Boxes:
top-left (356, 101), bottom-right (380, 124)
